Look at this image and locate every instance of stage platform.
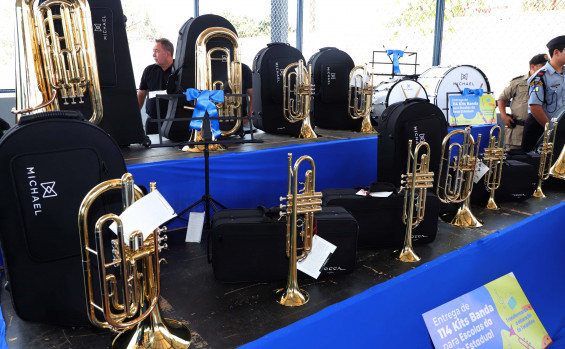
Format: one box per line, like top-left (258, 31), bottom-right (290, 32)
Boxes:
top-left (2, 124), bottom-right (561, 349)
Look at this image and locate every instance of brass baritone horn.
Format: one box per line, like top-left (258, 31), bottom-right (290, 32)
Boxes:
top-left (483, 125), bottom-right (505, 209)
top-left (436, 127), bottom-right (483, 227)
top-left (78, 173), bottom-right (191, 348)
top-left (283, 60), bottom-right (317, 139)
top-left (534, 122), bottom-right (558, 197)
top-left (397, 140), bottom-right (434, 262)
top-left (277, 153), bottom-right (322, 306)
top-left (348, 64), bottom-right (377, 133)
top-left (14, 0), bottom-right (103, 124)
top-left (187, 27), bottom-right (242, 151)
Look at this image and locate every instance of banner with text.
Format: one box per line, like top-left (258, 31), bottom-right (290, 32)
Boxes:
top-left (448, 94), bottom-right (496, 126)
top-left (422, 272), bottom-right (551, 349)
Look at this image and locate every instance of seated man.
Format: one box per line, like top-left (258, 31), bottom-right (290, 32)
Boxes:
top-left (137, 38), bottom-right (174, 135)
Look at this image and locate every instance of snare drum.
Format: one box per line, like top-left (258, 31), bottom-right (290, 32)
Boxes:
top-left (371, 78), bottom-right (428, 119)
top-left (418, 65), bottom-right (491, 118)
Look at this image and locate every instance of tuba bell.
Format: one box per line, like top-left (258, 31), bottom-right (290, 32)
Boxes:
top-left (283, 60), bottom-right (317, 139)
top-left (186, 26), bottom-right (242, 152)
top-left (14, 0), bottom-right (103, 124)
top-left (276, 153), bottom-right (322, 306)
top-left (78, 173), bottom-right (191, 348)
top-left (482, 125), bottom-right (505, 209)
top-left (397, 140), bottom-right (434, 262)
top-left (436, 127), bottom-right (483, 227)
top-left (534, 122), bottom-right (558, 197)
top-left (348, 64), bottom-right (377, 133)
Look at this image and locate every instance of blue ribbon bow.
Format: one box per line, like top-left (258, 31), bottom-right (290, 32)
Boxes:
top-left (184, 88), bottom-right (224, 139)
top-left (386, 50), bottom-right (404, 75)
top-left (462, 88), bottom-right (484, 97)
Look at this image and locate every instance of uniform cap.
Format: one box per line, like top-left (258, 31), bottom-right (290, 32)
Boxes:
top-left (529, 53), bottom-right (549, 65)
top-left (546, 35), bottom-right (565, 49)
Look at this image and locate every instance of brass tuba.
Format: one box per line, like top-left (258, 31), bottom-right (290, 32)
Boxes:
top-left (436, 127), bottom-right (483, 227)
top-left (482, 125), bottom-right (505, 209)
top-left (276, 153), bottom-right (322, 306)
top-left (534, 122), bottom-right (558, 197)
top-left (186, 27), bottom-right (242, 151)
top-left (397, 140), bottom-right (434, 262)
top-left (14, 0), bottom-right (103, 124)
top-left (283, 60), bottom-right (317, 139)
top-left (348, 64), bottom-right (376, 133)
top-left (78, 173), bottom-right (191, 348)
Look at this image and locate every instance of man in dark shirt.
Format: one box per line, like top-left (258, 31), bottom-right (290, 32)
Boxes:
top-left (137, 38), bottom-right (174, 135)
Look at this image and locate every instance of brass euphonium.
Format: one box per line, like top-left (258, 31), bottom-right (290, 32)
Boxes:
top-left (535, 122), bottom-right (558, 197)
top-left (187, 27), bottom-right (242, 152)
top-left (483, 125), bottom-right (505, 209)
top-left (277, 153), bottom-right (322, 306)
top-left (549, 123), bottom-right (565, 179)
top-left (14, 0), bottom-right (103, 124)
top-left (78, 173), bottom-right (191, 348)
top-left (397, 140), bottom-right (434, 262)
top-left (436, 127), bottom-right (483, 227)
top-left (348, 64), bottom-right (377, 133)
top-left (283, 59), bottom-right (317, 139)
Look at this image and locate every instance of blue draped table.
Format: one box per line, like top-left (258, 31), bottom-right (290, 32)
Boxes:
top-left (241, 201), bottom-right (565, 348)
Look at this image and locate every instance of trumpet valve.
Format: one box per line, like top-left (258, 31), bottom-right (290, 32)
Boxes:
top-left (159, 243), bottom-right (168, 253)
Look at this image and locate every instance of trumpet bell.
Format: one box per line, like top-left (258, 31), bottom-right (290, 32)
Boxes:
top-left (550, 146), bottom-right (565, 179)
top-left (397, 246), bottom-right (421, 262)
top-left (275, 287), bottom-right (309, 307)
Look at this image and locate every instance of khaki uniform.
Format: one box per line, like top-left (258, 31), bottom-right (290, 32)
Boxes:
top-left (498, 74), bottom-right (529, 149)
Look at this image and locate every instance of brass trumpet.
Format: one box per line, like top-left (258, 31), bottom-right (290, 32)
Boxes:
top-left (348, 64), bottom-right (376, 133)
top-left (14, 0), bottom-right (103, 124)
top-left (483, 125), bottom-right (505, 209)
top-left (187, 26), bottom-right (242, 151)
top-left (535, 122), bottom-right (558, 197)
top-left (397, 140), bottom-right (434, 262)
top-left (78, 173), bottom-right (191, 348)
top-left (283, 60), bottom-right (317, 139)
top-left (436, 127), bottom-right (483, 227)
top-left (276, 153), bottom-right (322, 306)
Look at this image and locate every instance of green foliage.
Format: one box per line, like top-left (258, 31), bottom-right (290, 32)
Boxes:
top-left (388, 0), bottom-right (490, 37)
top-left (221, 13), bottom-right (272, 38)
top-left (522, 0), bottom-right (565, 11)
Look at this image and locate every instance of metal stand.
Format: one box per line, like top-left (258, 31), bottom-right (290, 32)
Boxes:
top-left (154, 93), bottom-right (262, 229)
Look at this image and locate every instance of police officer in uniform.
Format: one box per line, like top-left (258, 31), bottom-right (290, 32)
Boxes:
top-left (522, 35), bottom-right (565, 152)
top-left (498, 54), bottom-right (548, 150)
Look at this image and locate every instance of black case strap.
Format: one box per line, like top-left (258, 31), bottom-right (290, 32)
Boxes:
top-left (18, 110), bottom-right (85, 125)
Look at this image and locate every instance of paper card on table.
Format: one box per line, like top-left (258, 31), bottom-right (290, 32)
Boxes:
top-left (369, 191), bottom-right (393, 198)
top-left (422, 272), bottom-right (552, 349)
top-left (297, 235), bottom-right (337, 279)
top-left (185, 212), bottom-right (205, 243)
top-left (109, 190), bottom-right (176, 246)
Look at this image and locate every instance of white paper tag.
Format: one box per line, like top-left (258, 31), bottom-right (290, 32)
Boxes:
top-left (185, 212), bottom-right (205, 243)
top-left (109, 190), bottom-right (176, 246)
top-left (356, 189), bottom-right (369, 196)
top-left (297, 235), bottom-right (337, 279)
top-left (369, 191), bottom-right (393, 198)
top-left (148, 90), bottom-right (167, 99)
top-left (473, 160), bottom-right (490, 184)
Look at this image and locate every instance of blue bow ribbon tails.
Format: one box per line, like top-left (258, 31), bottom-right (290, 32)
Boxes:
top-left (183, 88), bottom-right (225, 139)
top-left (462, 88), bottom-right (484, 97)
top-left (386, 50), bottom-right (405, 75)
